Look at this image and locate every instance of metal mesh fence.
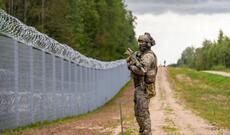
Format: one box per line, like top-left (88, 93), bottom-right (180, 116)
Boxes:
top-left (0, 9), bottom-right (130, 130)
top-left (0, 36), bottom-right (130, 130)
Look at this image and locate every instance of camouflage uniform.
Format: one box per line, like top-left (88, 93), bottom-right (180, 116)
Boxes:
top-left (127, 33), bottom-right (157, 135)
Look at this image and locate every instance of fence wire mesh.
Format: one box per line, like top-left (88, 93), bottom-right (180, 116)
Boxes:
top-left (0, 9), bottom-right (130, 131)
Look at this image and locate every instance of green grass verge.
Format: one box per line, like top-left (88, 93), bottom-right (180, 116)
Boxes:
top-left (119, 129), bottom-right (135, 135)
top-left (168, 67), bottom-right (230, 129)
top-left (222, 69), bottom-right (230, 73)
top-left (1, 80), bottom-right (132, 135)
top-left (162, 125), bottom-right (177, 133)
top-left (162, 118), bottom-right (178, 134)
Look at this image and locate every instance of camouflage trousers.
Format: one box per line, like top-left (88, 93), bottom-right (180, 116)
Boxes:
top-left (134, 86), bottom-right (152, 135)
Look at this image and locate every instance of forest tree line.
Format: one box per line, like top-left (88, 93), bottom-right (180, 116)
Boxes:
top-left (177, 30), bottom-right (230, 70)
top-left (0, 0), bottom-right (137, 61)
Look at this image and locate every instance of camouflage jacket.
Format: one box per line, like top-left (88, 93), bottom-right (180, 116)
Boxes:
top-left (128, 50), bottom-right (157, 87)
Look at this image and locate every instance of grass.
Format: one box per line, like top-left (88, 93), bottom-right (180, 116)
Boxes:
top-left (121, 113), bottom-right (138, 135)
top-left (222, 68), bottom-right (230, 73)
top-left (164, 106), bottom-right (173, 114)
top-left (162, 118), bottom-right (178, 134)
top-left (168, 67), bottom-right (230, 129)
top-left (162, 125), bottom-right (177, 133)
top-left (119, 129), bottom-right (136, 135)
top-left (1, 80), bottom-right (133, 135)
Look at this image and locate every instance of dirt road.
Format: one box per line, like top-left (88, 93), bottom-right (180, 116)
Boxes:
top-left (202, 71), bottom-right (230, 77)
top-left (150, 67), bottom-right (230, 135)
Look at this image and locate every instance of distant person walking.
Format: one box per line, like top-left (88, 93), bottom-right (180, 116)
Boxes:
top-left (126, 32), bottom-right (158, 135)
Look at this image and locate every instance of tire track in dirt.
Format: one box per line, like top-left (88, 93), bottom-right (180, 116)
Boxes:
top-left (150, 67), bottom-right (230, 135)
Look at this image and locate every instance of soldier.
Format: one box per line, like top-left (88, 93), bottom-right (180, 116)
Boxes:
top-left (127, 32), bottom-right (157, 135)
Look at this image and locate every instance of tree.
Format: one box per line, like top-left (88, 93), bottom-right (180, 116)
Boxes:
top-left (178, 46), bottom-right (195, 68)
top-left (177, 30), bottom-right (230, 70)
top-left (1, 0), bottom-right (137, 61)
top-left (0, 0), bottom-right (4, 8)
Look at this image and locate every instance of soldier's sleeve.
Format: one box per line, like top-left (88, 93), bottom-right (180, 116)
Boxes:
top-left (130, 53), bottom-right (154, 76)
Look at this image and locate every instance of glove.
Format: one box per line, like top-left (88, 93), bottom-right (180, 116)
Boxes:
top-left (127, 61), bottom-right (132, 69)
top-left (128, 65), bottom-right (136, 72)
top-left (127, 63), bottom-right (132, 70)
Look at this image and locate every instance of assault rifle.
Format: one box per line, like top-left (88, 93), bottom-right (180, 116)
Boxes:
top-left (124, 48), bottom-right (146, 73)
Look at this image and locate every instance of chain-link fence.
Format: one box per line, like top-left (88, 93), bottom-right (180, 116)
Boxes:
top-left (0, 9), bottom-right (130, 131)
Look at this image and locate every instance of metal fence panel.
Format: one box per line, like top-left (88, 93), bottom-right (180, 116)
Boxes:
top-left (0, 35), bottom-right (130, 131)
top-left (0, 39), bottom-right (17, 129)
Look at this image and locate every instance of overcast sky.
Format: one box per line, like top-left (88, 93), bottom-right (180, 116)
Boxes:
top-left (125, 0), bottom-right (230, 14)
top-left (125, 0), bottom-right (230, 65)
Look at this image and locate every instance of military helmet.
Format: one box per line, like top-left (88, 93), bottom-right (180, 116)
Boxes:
top-left (138, 32), bottom-right (155, 46)
top-left (138, 35), bottom-right (151, 43)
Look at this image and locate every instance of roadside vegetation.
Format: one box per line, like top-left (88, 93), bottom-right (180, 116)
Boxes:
top-left (0, 0), bottom-right (137, 61)
top-left (175, 30), bottom-right (230, 71)
top-left (168, 67), bottom-right (230, 129)
top-left (223, 69), bottom-right (230, 73)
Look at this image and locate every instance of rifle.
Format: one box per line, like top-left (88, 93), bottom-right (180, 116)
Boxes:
top-left (124, 48), bottom-right (146, 73)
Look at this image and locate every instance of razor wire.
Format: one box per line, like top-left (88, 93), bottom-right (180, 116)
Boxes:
top-left (0, 9), bottom-right (126, 69)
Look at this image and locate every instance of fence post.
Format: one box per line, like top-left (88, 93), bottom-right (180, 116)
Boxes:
top-left (69, 61), bottom-right (72, 116)
top-left (42, 51), bottom-right (46, 120)
top-left (14, 40), bottom-right (19, 127)
top-left (52, 54), bottom-right (57, 120)
top-left (29, 46), bottom-right (34, 123)
top-left (61, 58), bottom-right (64, 117)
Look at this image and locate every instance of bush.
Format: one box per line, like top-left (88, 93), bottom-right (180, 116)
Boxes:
top-left (211, 65), bottom-right (226, 71)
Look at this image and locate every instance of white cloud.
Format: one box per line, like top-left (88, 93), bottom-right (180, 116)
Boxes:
top-left (134, 12), bottom-right (230, 64)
